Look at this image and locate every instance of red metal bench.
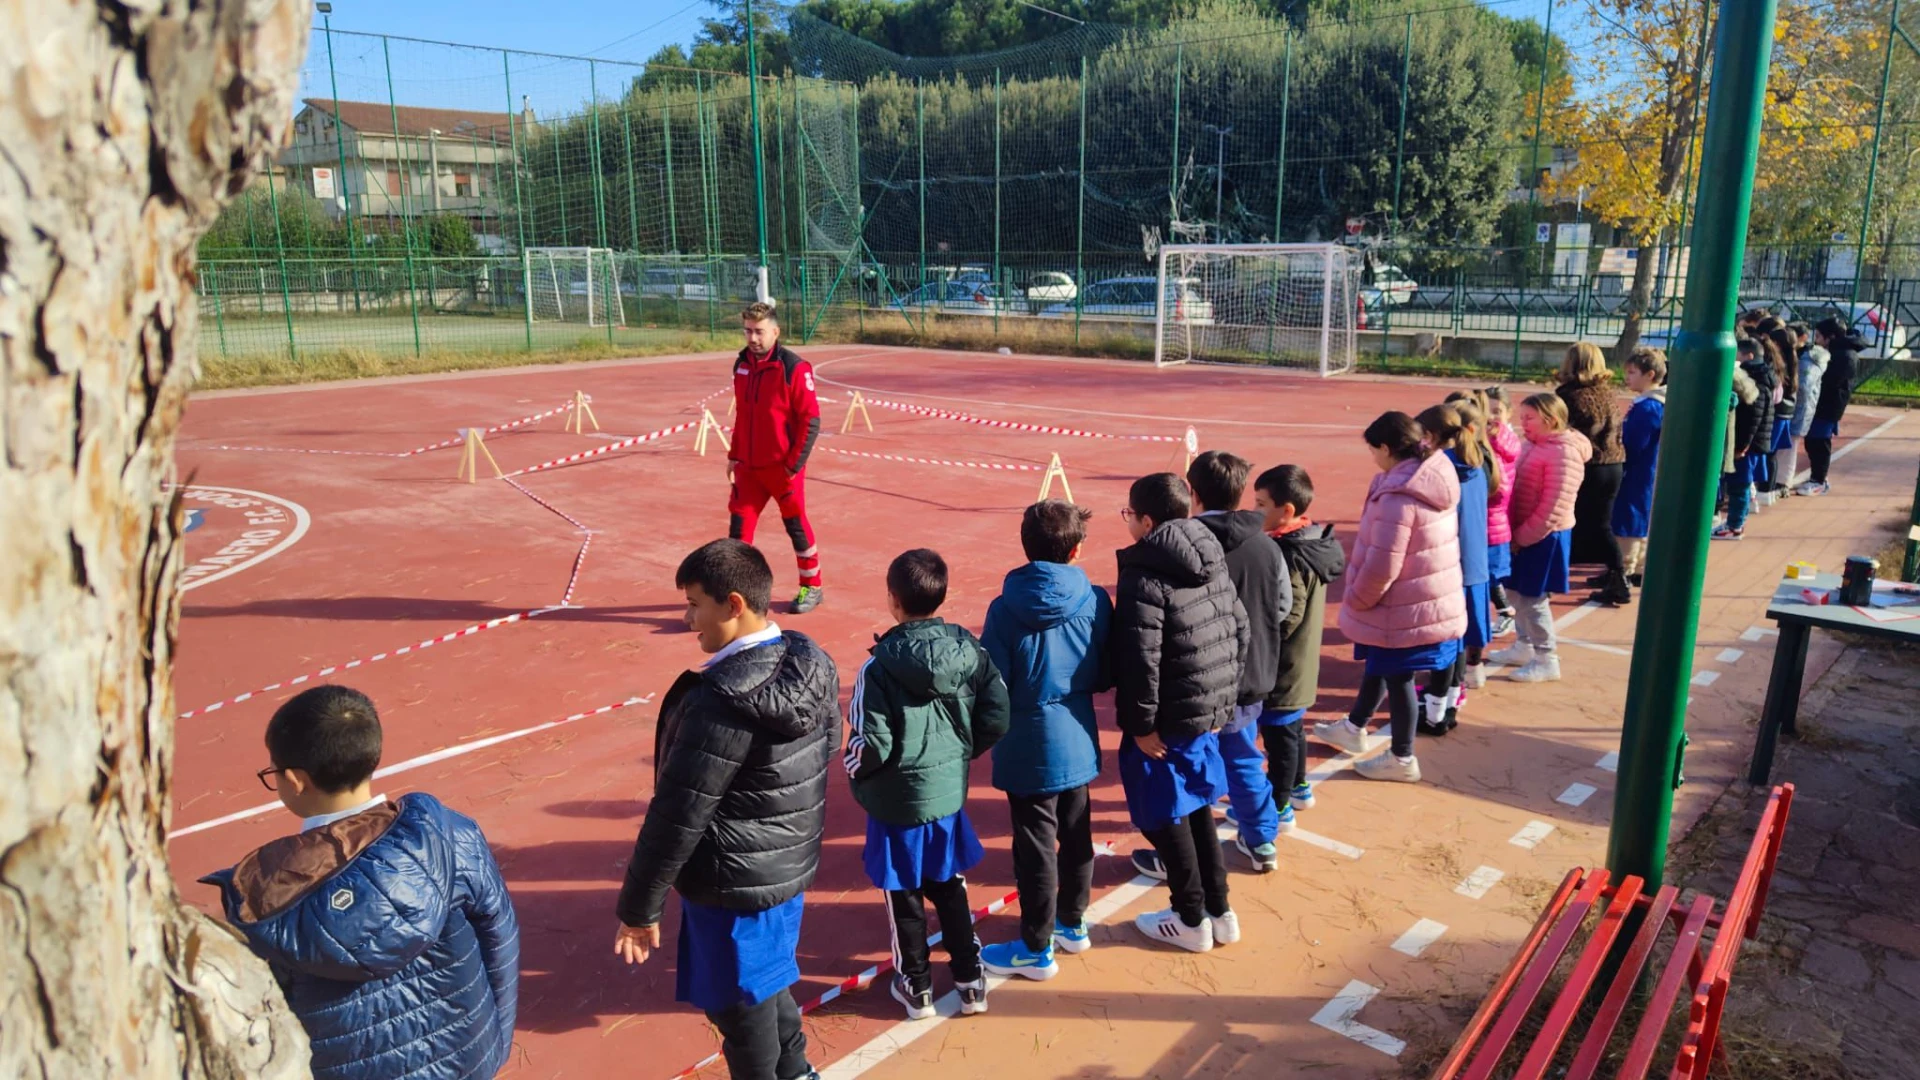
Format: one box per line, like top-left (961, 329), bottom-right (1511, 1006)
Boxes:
top-left (1433, 784), bottom-right (1794, 1080)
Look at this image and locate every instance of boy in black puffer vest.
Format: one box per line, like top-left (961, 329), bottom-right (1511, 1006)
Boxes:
top-left (616, 539), bottom-right (839, 1080)
top-left (1254, 464), bottom-right (1346, 821)
top-left (846, 549), bottom-right (1010, 1021)
top-left (1112, 473), bottom-right (1250, 954)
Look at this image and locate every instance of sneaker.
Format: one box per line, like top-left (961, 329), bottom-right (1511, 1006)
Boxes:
top-left (1233, 834), bottom-right (1279, 872)
top-left (1510, 653), bottom-right (1562, 683)
top-left (1313, 719), bottom-right (1378, 756)
top-left (1131, 848), bottom-right (1167, 881)
top-left (890, 973), bottom-right (935, 1020)
top-left (1491, 611), bottom-right (1516, 637)
top-left (1212, 909), bottom-right (1242, 945)
top-left (791, 585), bottom-right (825, 613)
top-left (1417, 694), bottom-right (1450, 737)
top-left (1710, 524), bottom-right (1744, 541)
top-left (956, 976), bottom-right (989, 1015)
top-left (1134, 908), bottom-right (1212, 953)
top-left (1487, 642), bottom-right (1534, 667)
top-left (1627, 573), bottom-right (1644, 589)
top-left (1354, 752), bottom-right (1421, 783)
top-left (1052, 922), bottom-right (1092, 955)
top-left (1794, 481), bottom-right (1830, 497)
top-left (1588, 574), bottom-right (1633, 606)
top-left (1462, 662), bottom-right (1487, 689)
top-left (1275, 804), bottom-right (1298, 834)
top-left (1582, 572), bottom-right (1609, 588)
top-left (981, 939), bottom-right (1059, 980)
top-left (1289, 783), bottom-right (1316, 811)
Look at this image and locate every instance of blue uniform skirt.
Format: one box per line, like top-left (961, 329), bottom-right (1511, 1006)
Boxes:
top-left (1506, 529), bottom-right (1572, 597)
top-left (1354, 638), bottom-right (1461, 677)
top-left (863, 810), bottom-right (984, 892)
top-left (1769, 417), bottom-right (1793, 453)
top-left (1808, 418), bottom-right (1839, 440)
top-left (1487, 541), bottom-right (1513, 581)
top-left (677, 893), bottom-right (805, 1013)
top-left (1119, 730), bottom-right (1226, 831)
top-left (1462, 581), bottom-right (1492, 650)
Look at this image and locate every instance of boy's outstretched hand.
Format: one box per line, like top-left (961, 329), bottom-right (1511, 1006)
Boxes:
top-left (614, 922), bottom-right (661, 965)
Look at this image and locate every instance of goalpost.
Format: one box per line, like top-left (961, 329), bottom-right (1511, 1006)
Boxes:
top-left (523, 247), bottom-right (627, 327)
top-left (1153, 242), bottom-right (1359, 376)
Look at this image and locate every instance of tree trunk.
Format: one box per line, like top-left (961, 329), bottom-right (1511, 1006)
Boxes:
top-left (0, 3), bottom-right (311, 1076)
top-left (1614, 226), bottom-right (1662, 364)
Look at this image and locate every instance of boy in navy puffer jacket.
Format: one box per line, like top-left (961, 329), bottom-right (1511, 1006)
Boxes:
top-left (204, 685), bottom-right (518, 1080)
top-left (978, 500), bottom-right (1112, 981)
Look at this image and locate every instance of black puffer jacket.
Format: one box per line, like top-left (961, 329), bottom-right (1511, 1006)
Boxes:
top-left (1193, 510), bottom-right (1291, 707)
top-left (1734, 352), bottom-right (1776, 458)
top-left (1813, 331), bottom-right (1864, 425)
top-left (1111, 518), bottom-right (1249, 741)
top-left (618, 631), bottom-right (839, 925)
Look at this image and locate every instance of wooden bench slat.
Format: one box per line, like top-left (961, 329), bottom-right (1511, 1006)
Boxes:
top-left (1512, 875), bottom-right (1645, 1080)
top-left (1460, 869), bottom-right (1612, 1080)
top-left (1617, 893), bottom-right (1715, 1079)
top-left (1431, 868), bottom-right (1587, 1080)
top-left (1562, 884), bottom-right (1680, 1080)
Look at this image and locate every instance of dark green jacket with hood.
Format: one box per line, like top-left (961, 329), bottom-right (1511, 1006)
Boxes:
top-left (845, 618), bottom-right (1012, 826)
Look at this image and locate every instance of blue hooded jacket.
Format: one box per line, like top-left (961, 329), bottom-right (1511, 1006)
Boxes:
top-left (981, 561), bottom-right (1113, 797)
top-left (1446, 448), bottom-right (1491, 588)
top-left (202, 794), bottom-right (518, 1080)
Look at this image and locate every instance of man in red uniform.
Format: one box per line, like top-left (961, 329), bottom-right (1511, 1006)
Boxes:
top-left (728, 302), bottom-right (825, 613)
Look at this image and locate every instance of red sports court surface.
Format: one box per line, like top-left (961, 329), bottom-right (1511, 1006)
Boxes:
top-left (159, 345), bottom-right (1811, 1078)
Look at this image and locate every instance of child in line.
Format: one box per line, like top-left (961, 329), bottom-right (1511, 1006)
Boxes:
top-left (204, 686), bottom-right (519, 1080)
top-left (1184, 451), bottom-right (1291, 874)
top-left (1415, 402), bottom-right (1492, 734)
top-left (1784, 322), bottom-right (1828, 492)
top-left (1604, 348), bottom-right (1666, 597)
top-left (1313, 412), bottom-right (1464, 784)
top-left (1713, 337), bottom-right (1777, 541)
top-left (1253, 464), bottom-right (1345, 820)
top-left (616, 540), bottom-right (839, 1080)
top-left (980, 500), bottom-right (1112, 979)
top-left (1488, 395), bottom-right (1591, 683)
top-left (847, 548), bottom-right (1011, 1019)
top-left (1483, 386), bottom-right (1522, 637)
top-left (1113, 473), bottom-right (1248, 953)
top-left (1760, 320), bottom-right (1800, 498)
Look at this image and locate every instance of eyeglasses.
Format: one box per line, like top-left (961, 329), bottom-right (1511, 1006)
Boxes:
top-left (256, 765), bottom-right (290, 792)
top-left (1118, 507), bottom-right (1141, 523)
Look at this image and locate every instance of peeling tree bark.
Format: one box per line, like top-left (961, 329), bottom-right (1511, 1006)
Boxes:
top-left (1, 2), bottom-right (311, 1076)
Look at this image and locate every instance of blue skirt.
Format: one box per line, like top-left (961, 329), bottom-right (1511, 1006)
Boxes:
top-left (1119, 731), bottom-right (1225, 831)
top-left (1769, 417), bottom-right (1793, 452)
top-left (1354, 638), bottom-right (1461, 677)
top-left (1726, 454), bottom-right (1763, 486)
top-left (676, 893), bottom-right (805, 1013)
top-left (1506, 529), bottom-right (1572, 597)
top-left (1487, 541), bottom-right (1513, 581)
top-left (863, 810), bottom-right (984, 891)
top-left (1462, 582), bottom-right (1492, 650)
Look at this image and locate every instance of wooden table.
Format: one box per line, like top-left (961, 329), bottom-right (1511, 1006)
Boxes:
top-left (1751, 572), bottom-right (1920, 784)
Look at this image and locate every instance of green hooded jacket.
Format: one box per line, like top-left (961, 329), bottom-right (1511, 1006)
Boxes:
top-left (845, 618), bottom-right (1011, 826)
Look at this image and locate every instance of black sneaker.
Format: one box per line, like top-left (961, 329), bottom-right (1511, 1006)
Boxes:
top-left (956, 976), bottom-right (989, 1015)
top-left (1131, 848), bottom-right (1167, 880)
top-left (1627, 573), bottom-right (1644, 589)
top-left (890, 973), bottom-right (935, 1020)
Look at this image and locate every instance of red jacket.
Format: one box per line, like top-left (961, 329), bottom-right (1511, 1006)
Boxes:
top-left (730, 344), bottom-right (821, 471)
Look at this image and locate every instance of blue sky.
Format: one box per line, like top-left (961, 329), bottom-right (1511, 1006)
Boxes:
top-left (316, 0), bottom-right (712, 64)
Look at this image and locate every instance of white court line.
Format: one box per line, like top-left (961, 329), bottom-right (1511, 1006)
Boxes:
top-left (1717, 648), bottom-right (1746, 664)
top-left (1510, 821), bottom-right (1555, 849)
top-left (1560, 637), bottom-right (1632, 656)
top-left (1310, 980), bottom-right (1407, 1057)
top-left (1740, 625), bottom-right (1780, 642)
top-left (167, 695), bottom-right (652, 840)
top-left (1455, 866), bottom-right (1505, 899)
top-left (1390, 919), bottom-right (1449, 958)
top-left (1596, 751), bottom-right (1619, 772)
top-left (1554, 600), bottom-right (1603, 632)
top-left (1289, 828), bottom-right (1365, 860)
top-left (1691, 669), bottom-right (1722, 687)
top-left (1557, 783), bottom-right (1598, 808)
top-left (1830, 413), bottom-right (1904, 461)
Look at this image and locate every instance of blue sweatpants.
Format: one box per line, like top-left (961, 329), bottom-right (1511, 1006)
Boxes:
top-left (1219, 714), bottom-right (1279, 848)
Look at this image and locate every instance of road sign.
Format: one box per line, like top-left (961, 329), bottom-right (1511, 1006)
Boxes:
top-left (312, 166), bottom-right (335, 200)
top-left (1535, 222), bottom-right (1552, 243)
top-left (1346, 217), bottom-right (1365, 236)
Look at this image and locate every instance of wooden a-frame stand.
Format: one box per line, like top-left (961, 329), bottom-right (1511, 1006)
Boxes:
top-left (841, 391), bottom-right (873, 434)
top-left (1037, 452), bottom-right (1073, 502)
top-left (693, 408), bottom-right (731, 457)
top-left (565, 390), bottom-right (601, 435)
top-left (458, 428), bottom-right (503, 483)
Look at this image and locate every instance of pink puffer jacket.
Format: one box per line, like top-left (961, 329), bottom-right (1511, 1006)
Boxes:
top-left (1339, 452), bottom-right (1467, 649)
top-left (1486, 422), bottom-right (1521, 546)
top-left (1509, 429), bottom-right (1593, 548)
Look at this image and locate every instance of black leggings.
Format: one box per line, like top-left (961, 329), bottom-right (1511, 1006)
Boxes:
top-left (1261, 722), bottom-right (1307, 794)
top-left (1348, 673), bottom-right (1419, 757)
top-left (1573, 462), bottom-right (1625, 573)
top-left (1805, 435), bottom-right (1834, 483)
top-left (707, 988), bottom-right (808, 1080)
top-left (1421, 653), bottom-right (1467, 700)
top-left (887, 876), bottom-right (981, 990)
top-left (1490, 580), bottom-right (1512, 613)
top-left (1140, 806), bottom-right (1230, 927)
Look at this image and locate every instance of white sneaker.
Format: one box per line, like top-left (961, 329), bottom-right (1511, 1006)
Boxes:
top-left (1510, 653), bottom-right (1562, 683)
top-left (1212, 909), bottom-right (1242, 945)
top-left (1313, 719), bottom-right (1378, 756)
top-left (1355, 752), bottom-right (1421, 783)
top-left (1794, 481), bottom-right (1830, 497)
top-left (1487, 642), bottom-right (1534, 667)
top-left (1462, 662), bottom-right (1487, 689)
top-left (1134, 908), bottom-right (1213, 953)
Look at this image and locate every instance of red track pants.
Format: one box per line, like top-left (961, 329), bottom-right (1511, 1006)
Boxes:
top-left (728, 464), bottom-right (821, 587)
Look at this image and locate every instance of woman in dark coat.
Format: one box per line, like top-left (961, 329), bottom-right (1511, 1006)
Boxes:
top-left (1796, 316), bottom-right (1862, 497)
top-left (1557, 342), bottom-right (1629, 604)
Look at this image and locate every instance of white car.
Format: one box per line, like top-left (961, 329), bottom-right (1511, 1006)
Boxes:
top-left (1040, 276), bottom-right (1214, 324)
top-left (890, 280), bottom-right (1018, 314)
top-left (1022, 271), bottom-right (1077, 306)
top-left (1368, 263), bottom-right (1418, 306)
top-left (639, 266), bottom-right (711, 300)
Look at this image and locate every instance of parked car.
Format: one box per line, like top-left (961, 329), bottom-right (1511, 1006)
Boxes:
top-left (1640, 300), bottom-right (1908, 360)
top-left (1039, 276), bottom-right (1214, 324)
top-left (1023, 271), bottom-right (1078, 307)
top-left (1368, 263), bottom-right (1418, 306)
top-left (891, 280), bottom-right (1019, 314)
top-left (640, 266), bottom-right (711, 300)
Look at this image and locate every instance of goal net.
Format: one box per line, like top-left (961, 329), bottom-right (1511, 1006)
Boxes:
top-left (1154, 243), bottom-right (1359, 375)
top-left (524, 247), bottom-right (626, 327)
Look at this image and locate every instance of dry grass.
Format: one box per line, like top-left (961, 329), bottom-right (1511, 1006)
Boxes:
top-left (195, 329), bottom-right (727, 390)
top-left (1497, 874), bottom-right (1557, 922)
top-left (1404, 839), bottom-right (1466, 883)
top-left (812, 309), bottom-right (1160, 363)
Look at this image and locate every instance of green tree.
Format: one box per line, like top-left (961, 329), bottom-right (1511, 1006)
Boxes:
top-left (425, 214), bottom-right (481, 257)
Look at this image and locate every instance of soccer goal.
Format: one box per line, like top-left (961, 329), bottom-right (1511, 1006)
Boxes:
top-left (1153, 243), bottom-right (1359, 375)
top-left (524, 247), bottom-right (627, 327)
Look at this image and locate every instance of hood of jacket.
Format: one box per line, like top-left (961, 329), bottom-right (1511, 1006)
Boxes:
top-left (1117, 517), bottom-right (1226, 589)
top-left (1277, 522), bottom-right (1345, 584)
top-left (1636, 386), bottom-right (1668, 405)
top-left (870, 618), bottom-right (981, 699)
top-left (706, 631), bottom-right (834, 739)
top-left (997, 560), bottom-right (1101, 632)
top-left (1193, 509), bottom-right (1268, 557)
top-left (1533, 427), bottom-right (1596, 465)
top-left (1371, 452), bottom-right (1460, 514)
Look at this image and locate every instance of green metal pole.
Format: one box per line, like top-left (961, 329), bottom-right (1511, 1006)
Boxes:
top-left (264, 166), bottom-right (299, 362)
top-left (1851, 0), bottom-right (1902, 309)
top-left (623, 106), bottom-right (640, 251)
top-left (207, 260), bottom-right (229, 357)
top-left (1274, 27), bottom-right (1291, 241)
top-left (917, 77), bottom-right (927, 316)
top-left (1606, 0), bottom-right (1780, 890)
top-left (383, 37), bottom-right (422, 356)
top-left (1076, 55), bottom-right (1088, 348)
top-left (1516, 0), bottom-right (1554, 372)
top-left (663, 96), bottom-right (680, 255)
top-left (854, 85), bottom-right (866, 339)
top-left (553, 119), bottom-right (568, 245)
top-left (504, 51), bottom-right (532, 351)
top-left (746, 0), bottom-right (771, 303)
top-left (1170, 43), bottom-right (1183, 207)
top-left (1385, 12), bottom-right (1412, 359)
top-left (590, 63), bottom-right (612, 344)
top-left (696, 75), bottom-right (714, 337)
top-left (322, 15), bottom-right (362, 313)
top-left (777, 77), bottom-right (791, 311)
top-left (994, 66), bottom-right (1002, 336)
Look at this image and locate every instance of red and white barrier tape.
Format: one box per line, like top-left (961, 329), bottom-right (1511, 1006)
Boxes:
top-left (504, 476), bottom-right (592, 533)
top-left (863, 395), bottom-right (1179, 442)
top-left (503, 419), bottom-right (699, 478)
top-left (689, 385), bottom-right (732, 410)
top-left (198, 445), bottom-right (406, 458)
top-left (399, 397), bottom-right (586, 457)
top-left (503, 476), bottom-right (596, 607)
top-left (177, 606), bottom-right (558, 720)
top-left (817, 444), bottom-right (1044, 472)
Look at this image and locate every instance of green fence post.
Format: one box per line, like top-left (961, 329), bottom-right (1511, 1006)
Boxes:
top-left (1852, 0), bottom-right (1905, 310)
top-left (1274, 27), bottom-right (1291, 241)
top-left (622, 105), bottom-right (640, 252)
top-left (264, 166), bottom-right (299, 362)
top-left (746, 0), bottom-right (771, 304)
top-left (382, 36), bottom-right (423, 357)
top-left (1606, 0), bottom-right (1780, 891)
top-left (207, 260), bottom-right (230, 357)
top-left (994, 66), bottom-right (1002, 337)
top-left (589, 62), bottom-right (614, 345)
top-left (504, 51), bottom-right (533, 351)
top-left (695, 75), bottom-right (715, 338)
top-left (1170, 42), bottom-right (1183, 207)
top-left (916, 76), bottom-right (927, 330)
top-left (321, 14), bottom-right (362, 313)
top-left (777, 77), bottom-right (791, 313)
top-left (1075, 55), bottom-right (1088, 348)
top-left (1516, 0), bottom-right (1554, 372)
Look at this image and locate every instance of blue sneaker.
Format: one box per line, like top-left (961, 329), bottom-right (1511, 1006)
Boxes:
top-left (1290, 783), bottom-right (1316, 811)
top-left (1223, 806), bottom-right (1240, 829)
top-left (980, 939), bottom-right (1058, 981)
top-left (1276, 804), bottom-right (1297, 834)
top-left (1052, 921), bottom-right (1092, 954)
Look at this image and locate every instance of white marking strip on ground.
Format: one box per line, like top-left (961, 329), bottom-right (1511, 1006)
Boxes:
top-left (1740, 625), bottom-right (1780, 642)
top-left (1288, 827), bottom-right (1365, 859)
top-left (1455, 866), bottom-right (1505, 899)
top-left (1309, 980), bottom-right (1407, 1057)
top-left (1305, 754), bottom-right (1359, 783)
top-left (1717, 648), bottom-right (1746, 663)
top-left (1560, 637), bottom-right (1632, 656)
top-left (167, 695), bottom-right (652, 840)
top-left (1830, 412), bottom-right (1904, 461)
top-left (1596, 751), bottom-right (1619, 772)
top-left (1510, 821), bottom-right (1555, 849)
top-left (1390, 919), bottom-right (1449, 958)
top-left (1691, 669), bottom-right (1722, 687)
top-left (1557, 782), bottom-right (1598, 807)
top-left (1553, 599), bottom-right (1603, 632)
